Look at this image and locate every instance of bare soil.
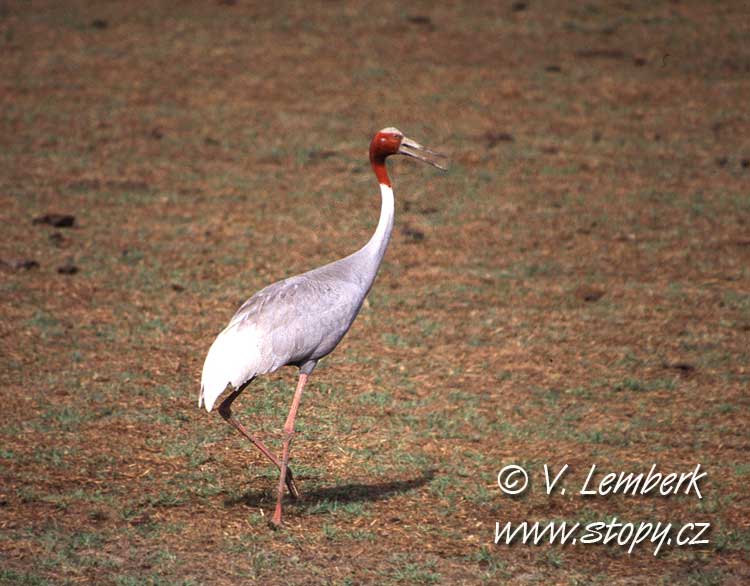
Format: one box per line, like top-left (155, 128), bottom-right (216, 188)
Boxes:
top-left (1, 1), bottom-right (749, 584)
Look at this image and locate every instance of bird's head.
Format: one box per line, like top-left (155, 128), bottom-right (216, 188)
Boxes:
top-left (369, 127), bottom-right (448, 171)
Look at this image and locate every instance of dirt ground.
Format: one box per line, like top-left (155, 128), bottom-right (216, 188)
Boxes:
top-left (1, 1), bottom-right (749, 584)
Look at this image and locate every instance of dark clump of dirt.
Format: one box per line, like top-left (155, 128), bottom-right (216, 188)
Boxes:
top-left (2, 258), bottom-right (40, 270)
top-left (49, 232), bottom-right (67, 247)
top-left (482, 131), bottom-right (515, 148)
top-left (406, 15), bottom-right (434, 30)
top-left (57, 260), bottom-right (79, 275)
top-left (400, 223), bottom-right (425, 243)
top-left (663, 362), bottom-right (697, 376)
top-left (33, 214), bottom-right (75, 228)
top-left (575, 285), bottom-right (606, 302)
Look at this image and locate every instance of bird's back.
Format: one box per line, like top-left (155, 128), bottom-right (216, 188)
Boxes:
top-left (199, 255), bottom-right (371, 411)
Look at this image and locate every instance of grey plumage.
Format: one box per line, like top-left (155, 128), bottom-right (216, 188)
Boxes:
top-left (199, 180), bottom-right (394, 412)
top-left (229, 252), bottom-right (378, 373)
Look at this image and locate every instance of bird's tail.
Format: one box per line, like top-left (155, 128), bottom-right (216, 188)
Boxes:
top-left (200, 323), bottom-right (265, 412)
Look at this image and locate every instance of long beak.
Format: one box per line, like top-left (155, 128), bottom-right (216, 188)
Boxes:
top-left (398, 136), bottom-right (449, 170)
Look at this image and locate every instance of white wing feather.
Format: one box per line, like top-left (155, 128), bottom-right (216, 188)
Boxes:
top-left (199, 323), bottom-right (264, 412)
top-left (199, 259), bottom-right (373, 412)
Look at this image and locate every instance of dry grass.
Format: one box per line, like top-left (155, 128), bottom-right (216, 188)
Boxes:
top-left (1, 1), bottom-right (749, 584)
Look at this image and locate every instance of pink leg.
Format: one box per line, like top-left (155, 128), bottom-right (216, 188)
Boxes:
top-left (219, 388), bottom-right (299, 499)
top-left (271, 372), bottom-right (308, 527)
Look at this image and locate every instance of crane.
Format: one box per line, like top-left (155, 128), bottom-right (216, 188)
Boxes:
top-left (199, 127), bottom-right (446, 527)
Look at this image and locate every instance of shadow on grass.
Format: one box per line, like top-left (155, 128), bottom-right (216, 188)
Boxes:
top-left (224, 468), bottom-right (436, 510)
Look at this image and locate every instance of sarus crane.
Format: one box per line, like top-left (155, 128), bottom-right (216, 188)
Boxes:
top-left (199, 127), bottom-right (446, 526)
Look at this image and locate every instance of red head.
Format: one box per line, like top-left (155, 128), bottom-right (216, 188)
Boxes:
top-left (369, 127), bottom-right (447, 186)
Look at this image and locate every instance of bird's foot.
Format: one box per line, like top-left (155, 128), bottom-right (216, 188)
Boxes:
top-left (270, 504), bottom-right (283, 528)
